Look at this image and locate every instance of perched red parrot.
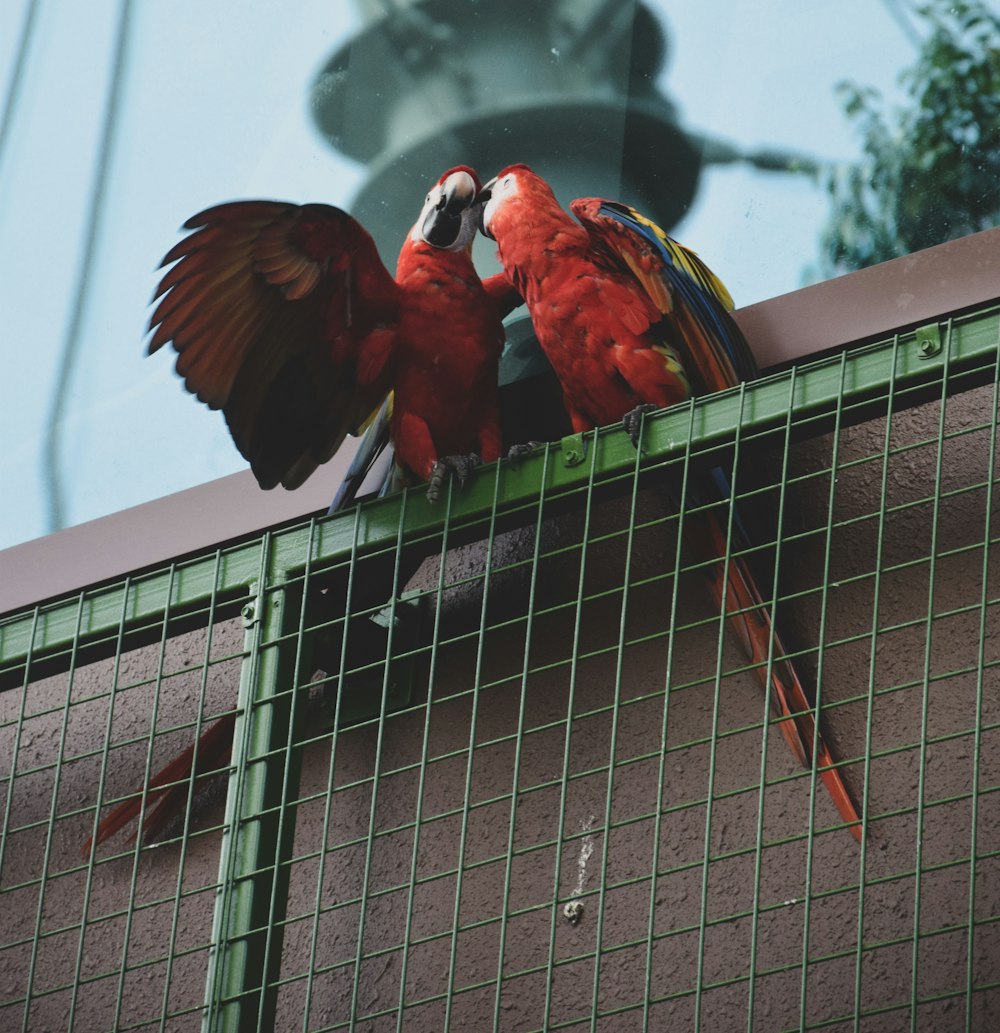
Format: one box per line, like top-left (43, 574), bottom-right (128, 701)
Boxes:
top-left (147, 164), bottom-right (516, 501)
top-left (479, 164), bottom-right (862, 840)
top-left (84, 166), bottom-right (519, 852)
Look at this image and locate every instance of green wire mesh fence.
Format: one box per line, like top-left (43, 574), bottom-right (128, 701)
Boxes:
top-left (1, 307), bottom-right (999, 1031)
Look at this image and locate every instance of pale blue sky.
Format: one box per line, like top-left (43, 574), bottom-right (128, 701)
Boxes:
top-left (0, 0), bottom-right (926, 552)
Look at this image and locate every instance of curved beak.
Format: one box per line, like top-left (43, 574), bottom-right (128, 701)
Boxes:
top-left (476, 176), bottom-right (497, 239)
top-left (422, 169), bottom-right (478, 247)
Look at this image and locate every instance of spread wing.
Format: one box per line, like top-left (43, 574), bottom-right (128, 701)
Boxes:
top-left (570, 198), bottom-right (757, 393)
top-left (148, 201), bottom-right (402, 489)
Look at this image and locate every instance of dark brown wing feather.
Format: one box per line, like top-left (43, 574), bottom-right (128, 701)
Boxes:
top-left (148, 200), bottom-right (402, 489)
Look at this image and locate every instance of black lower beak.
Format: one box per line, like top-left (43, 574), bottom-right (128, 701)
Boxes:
top-left (423, 208), bottom-right (463, 247)
top-left (476, 188), bottom-right (493, 239)
top-left (422, 172), bottom-right (478, 247)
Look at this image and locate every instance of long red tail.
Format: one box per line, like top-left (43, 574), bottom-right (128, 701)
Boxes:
top-left (83, 516), bottom-right (860, 850)
top-left (686, 511), bottom-right (863, 842)
top-left (82, 712), bottom-right (236, 855)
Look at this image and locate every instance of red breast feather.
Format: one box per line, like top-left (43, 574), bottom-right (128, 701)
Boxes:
top-left (488, 184), bottom-right (688, 431)
top-left (390, 241), bottom-right (504, 477)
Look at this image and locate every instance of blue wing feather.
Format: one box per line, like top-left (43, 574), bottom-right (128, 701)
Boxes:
top-left (593, 201), bottom-right (757, 385)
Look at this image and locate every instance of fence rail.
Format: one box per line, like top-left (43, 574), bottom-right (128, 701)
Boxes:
top-left (2, 306), bottom-right (999, 1031)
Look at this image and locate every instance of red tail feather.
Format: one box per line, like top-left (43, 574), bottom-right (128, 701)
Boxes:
top-left (83, 712), bottom-right (237, 855)
top-left (688, 512), bottom-right (863, 842)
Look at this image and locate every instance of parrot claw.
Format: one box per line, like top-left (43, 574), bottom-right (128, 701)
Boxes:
top-left (426, 453), bottom-right (481, 503)
top-left (623, 404), bottom-right (660, 448)
top-left (505, 441), bottom-right (545, 469)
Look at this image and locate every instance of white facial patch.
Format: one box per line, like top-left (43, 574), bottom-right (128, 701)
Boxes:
top-left (411, 183), bottom-right (445, 244)
top-left (482, 172), bottom-right (520, 235)
top-left (412, 169), bottom-right (479, 250)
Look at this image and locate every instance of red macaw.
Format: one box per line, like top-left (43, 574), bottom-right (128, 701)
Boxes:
top-left (148, 165), bottom-right (515, 501)
top-left (479, 163), bottom-right (862, 841)
top-left (84, 166), bottom-right (518, 852)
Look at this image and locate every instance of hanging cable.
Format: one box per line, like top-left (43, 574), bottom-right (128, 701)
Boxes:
top-left (0, 0), bottom-right (41, 178)
top-left (42, 0), bottom-right (134, 533)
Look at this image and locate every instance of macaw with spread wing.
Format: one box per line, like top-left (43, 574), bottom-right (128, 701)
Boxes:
top-left (84, 166), bottom-right (519, 852)
top-left (479, 163), bottom-right (861, 841)
top-left (147, 164), bottom-right (517, 501)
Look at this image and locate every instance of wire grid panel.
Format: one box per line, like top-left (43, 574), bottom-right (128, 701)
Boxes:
top-left (2, 312), bottom-right (1000, 1031)
top-left (0, 573), bottom-right (248, 1032)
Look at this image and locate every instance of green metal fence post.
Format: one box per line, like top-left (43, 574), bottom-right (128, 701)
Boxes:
top-left (203, 558), bottom-right (307, 1033)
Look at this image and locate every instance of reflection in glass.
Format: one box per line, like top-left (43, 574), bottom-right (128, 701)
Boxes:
top-left (3, 0), bottom-right (996, 551)
top-left (816, 0), bottom-right (1000, 275)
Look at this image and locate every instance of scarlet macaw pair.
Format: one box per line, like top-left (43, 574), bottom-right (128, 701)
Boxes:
top-left (84, 164), bottom-right (861, 852)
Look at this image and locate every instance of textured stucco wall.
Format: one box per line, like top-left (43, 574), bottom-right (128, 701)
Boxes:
top-left (2, 383), bottom-right (999, 1031)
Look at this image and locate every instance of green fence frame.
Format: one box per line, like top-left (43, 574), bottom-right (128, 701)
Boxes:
top-left (2, 304), bottom-right (999, 1031)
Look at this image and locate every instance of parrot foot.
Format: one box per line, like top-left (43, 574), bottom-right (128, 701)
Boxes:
top-left (623, 404), bottom-right (660, 448)
top-left (505, 441), bottom-right (545, 468)
top-left (426, 453), bottom-right (481, 503)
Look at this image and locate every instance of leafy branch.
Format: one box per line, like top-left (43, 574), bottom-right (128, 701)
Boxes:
top-left (817, 0), bottom-right (1000, 276)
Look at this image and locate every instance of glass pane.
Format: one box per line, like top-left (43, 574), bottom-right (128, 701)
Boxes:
top-left (2, 0), bottom-right (996, 551)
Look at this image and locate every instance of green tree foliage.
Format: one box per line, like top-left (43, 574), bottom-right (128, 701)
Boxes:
top-left (818, 0), bottom-right (1000, 276)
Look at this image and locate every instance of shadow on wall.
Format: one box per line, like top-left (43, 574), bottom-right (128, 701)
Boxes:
top-left (2, 379), bottom-right (999, 1028)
